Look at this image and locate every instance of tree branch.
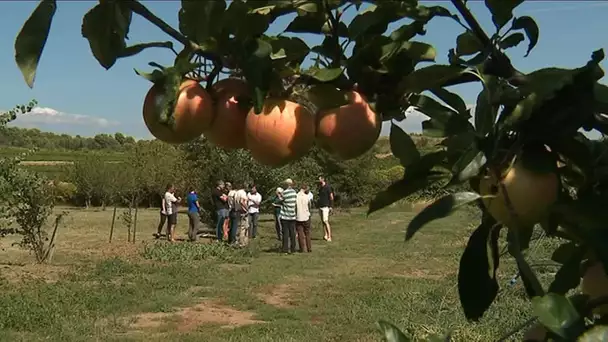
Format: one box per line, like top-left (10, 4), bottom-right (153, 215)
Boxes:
top-left (124, 0), bottom-right (220, 63)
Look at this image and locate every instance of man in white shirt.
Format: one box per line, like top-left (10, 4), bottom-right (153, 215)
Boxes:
top-left (155, 184), bottom-right (170, 239)
top-left (164, 184), bottom-right (180, 242)
top-left (295, 184), bottom-right (313, 253)
top-left (233, 183), bottom-right (249, 247)
top-left (225, 182), bottom-right (236, 241)
top-left (247, 185), bottom-right (262, 239)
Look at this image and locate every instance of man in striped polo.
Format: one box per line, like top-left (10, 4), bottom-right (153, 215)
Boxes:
top-left (279, 178), bottom-right (298, 254)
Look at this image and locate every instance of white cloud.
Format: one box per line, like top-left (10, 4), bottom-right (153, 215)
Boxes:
top-left (12, 107), bottom-right (119, 127)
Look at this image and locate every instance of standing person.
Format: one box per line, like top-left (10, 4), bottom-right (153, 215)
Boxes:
top-left (186, 187), bottom-right (201, 242)
top-left (279, 179), bottom-right (298, 254)
top-left (164, 184), bottom-right (180, 242)
top-left (225, 182), bottom-right (235, 241)
top-left (318, 176), bottom-right (334, 242)
top-left (155, 186), bottom-right (169, 239)
top-left (247, 185), bottom-right (262, 239)
top-left (212, 180), bottom-right (229, 241)
top-left (271, 187), bottom-right (284, 241)
top-left (296, 184), bottom-right (313, 253)
top-left (233, 182), bottom-right (249, 247)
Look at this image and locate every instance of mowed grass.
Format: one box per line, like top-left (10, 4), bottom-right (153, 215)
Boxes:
top-left (0, 204), bottom-right (565, 342)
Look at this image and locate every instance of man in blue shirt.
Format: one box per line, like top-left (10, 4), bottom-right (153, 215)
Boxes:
top-left (186, 187), bottom-right (201, 242)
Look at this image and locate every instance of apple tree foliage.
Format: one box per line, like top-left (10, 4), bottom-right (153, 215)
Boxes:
top-left (13, 0), bottom-right (608, 339)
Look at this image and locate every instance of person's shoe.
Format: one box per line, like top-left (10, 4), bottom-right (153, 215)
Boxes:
top-left (327, 238), bottom-right (332, 242)
top-left (323, 235), bottom-right (328, 241)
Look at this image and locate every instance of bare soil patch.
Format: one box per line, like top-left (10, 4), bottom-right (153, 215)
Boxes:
top-left (256, 276), bottom-right (308, 308)
top-left (19, 160), bottom-right (74, 166)
top-left (127, 300), bottom-right (263, 332)
top-left (0, 263), bottom-right (70, 284)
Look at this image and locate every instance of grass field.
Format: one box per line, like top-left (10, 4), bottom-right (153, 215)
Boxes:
top-left (0, 204), bottom-right (565, 342)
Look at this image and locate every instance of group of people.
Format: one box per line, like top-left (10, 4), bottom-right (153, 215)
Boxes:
top-left (154, 176), bottom-right (335, 254)
top-left (268, 176), bottom-right (334, 254)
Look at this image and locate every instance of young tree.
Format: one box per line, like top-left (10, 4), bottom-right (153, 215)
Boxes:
top-left (14, 0), bottom-right (608, 339)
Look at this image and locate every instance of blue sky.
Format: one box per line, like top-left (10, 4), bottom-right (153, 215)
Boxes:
top-left (1, 1), bottom-right (607, 139)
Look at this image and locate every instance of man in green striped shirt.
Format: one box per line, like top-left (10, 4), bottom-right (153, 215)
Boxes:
top-left (279, 178), bottom-right (298, 254)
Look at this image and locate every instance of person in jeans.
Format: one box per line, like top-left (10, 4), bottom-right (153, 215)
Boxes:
top-left (318, 176), bottom-right (334, 242)
top-left (247, 184), bottom-right (262, 239)
top-left (186, 187), bottom-right (201, 242)
top-left (155, 185), bottom-right (169, 239)
top-left (211, 180), bottom-right (228, 241)
top-left (225, 182), bottom-right (235, 241)
top-left (296, 184), bottom-right (313, 253)
top-left (279, 179), bottom-right (297, 254)
top-left (271, 187), bottom-right (284, 241)
top-left (164, 184), bottom-right (180, 242)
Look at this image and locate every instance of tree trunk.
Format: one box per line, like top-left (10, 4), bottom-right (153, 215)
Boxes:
top-left (101, 200), bottom-right (107, 211)
top-left (109, 205), bottom-right (117, 243)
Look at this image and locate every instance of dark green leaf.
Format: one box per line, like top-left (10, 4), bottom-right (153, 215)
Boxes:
top-left (285, 14), bottom-right (348, 36)
top-left (458, 217), bottom-right (500, 321)
top-left (367, 173), bottom-right (442, 216)
top-left (451, 148), bottom-right (486, 183)
top-left (498, 32), bottom-right (525, 50)
top-left (551, 242), bottom-right (578, 264)
top-left (430, 88), bottom-right (469, 117)
top-left (179, 0), bottom-right (225, 47)
top-left (511, 16), bottom-right (539, 57)
top-left (348, 5), bottom-right (396, 40)
top-left (307, 68), bottom-right (343, 82)
top-left (485, 0), bottom-right (524, 30)
top-left (532, 293), bottom-right (582, 339)
top-left (389, 22), bottom-right (425, 42)
top-left (14, 0), bottom-right (57, 89)
top-left (377, 320), bottom-right (410, 342)
top-left (406, 192), bottom-right (481, 240)
top-left (134, 68), bottom-right (165, 83)
top-left (410, 94), bottom-right (474, 137)
top-left (301, 84), bottom-right (349, 111)
top-left (399, 65), bottom-right (465, 94)
top-left (266, 36), bottom-right (310, 64)
top-left (242, 39), bottom-right (274, 114)
top-left (223, 1), bottom-right (270, 39)
top-left (389, 124), bottom-right (420, 167)
top-left (514, 252), bottom-right (545, 299)
top-left (548, 247), bottom-right (583, 295)
top-left (578, 325), bottom-right (608, 342)
top-left (81, 1), bottom-right (132, 69)
top-left (380, 41), bottom-right (436, 64)
top-left (455, 31), bottom-right (482, 56)
top-left (474, 79), bottom-right (498, 136)
top-left (119, 41), bottom-right (174, 58)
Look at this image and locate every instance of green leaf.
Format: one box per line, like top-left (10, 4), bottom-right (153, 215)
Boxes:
top-left (399, 65), bottom-right (465, 94)
top-left (81, 1), bottom-right (132, 70)
top-left (307, 68), bottom-right (343, 82)
top-left (406, 192), bottom-right (481, 240)
top-left (14, 0), bottom-right (57, 89)
top-left (223, 1), bottom-right (270, 39)
top-left (498, 32), bottom-right (524, 50)
top-left (474, 78), bottom-right (498, 136)
top-left (511, 16), bottom-right (539, 57)
top-left (179, 0), bottom-right (226, 46)
top-left (389, 124), bottom-right (420, 167)
top-left (514, 251), bottom-right (545, 299)
top-left (389, 22), bottom-right (426, 42)
top-left (377, 320), bottom-right (410, 342)
top-left (301, 84), bottom-right (349, 111)
top-left (485, 0), bottom-right (524, 30)
top-left (134, 68), bottom-right (165, 83)
top-left (455, 31), bottom-right (482, 56)
top-left (532, 293), bottom-right (582, 339)
top-left (241, 39), bottom-right (274, 114)
top-left (119, 41), bottom-right (174, 58)
top-left (551, 242), bottom-right (578, 264)
top-left (451, 149), bottom-right (486, 184)
top-left (458, 217), bottom-right (500, 321)
top-left (548, 247), bottom-right (583, 295)
top-left (410, 94), bottom-right (474, 137)
top-left (380, 41), bottom-right (436, 64)
top-left (348, 5), bottom-right (396, 40)
top-left (430, 88), bottom-right (469, 117)
top-left (266, 36), bottom-right (310, 64)
top-left (578, 325), bottom-right (608, 342)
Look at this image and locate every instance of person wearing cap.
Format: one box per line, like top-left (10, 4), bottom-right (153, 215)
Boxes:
top-left (279, 178), bottom-right (298, 254)
top-left (270, 187), bottom-right (284, 241)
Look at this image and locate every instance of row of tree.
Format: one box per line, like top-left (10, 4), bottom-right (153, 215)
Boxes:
top-left (0, 126), bottom-right (138, 151)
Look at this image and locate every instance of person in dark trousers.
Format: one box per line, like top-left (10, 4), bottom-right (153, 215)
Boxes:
top-left (296, 184), bottom-right (313, 253)
top-left (211, 180), bottom-right (229, 241)
top-left (279, 179), bottom-right (297, 254)
top-left (155, 186), bottom-right (169, 239)
top-left (271, 187), bottom-right (284, 241)
top-left (186, 187), bottom-right (201, 242)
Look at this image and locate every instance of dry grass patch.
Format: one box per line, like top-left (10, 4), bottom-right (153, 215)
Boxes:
top-left (256, 275), bottom-right (312, 308)
top-left (127, 300), bottom-right (264, 333)
top-left (0, 263), bottom-right (70, 284)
